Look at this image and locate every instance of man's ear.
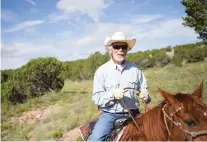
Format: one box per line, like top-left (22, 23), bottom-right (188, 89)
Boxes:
top-left (157, 87), bottom-right (177, 105)
top-left (192, 80), bottom-right (204, 98)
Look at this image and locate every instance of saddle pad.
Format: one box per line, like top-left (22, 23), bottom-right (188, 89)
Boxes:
top-left (114, 128), bottom-right (124, 141)
top-left (79, 118), bottom-right (98, 141)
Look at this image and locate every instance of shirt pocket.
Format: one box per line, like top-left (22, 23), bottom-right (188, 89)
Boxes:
top-left (127, 78), bottom-right (139, 90)
top-left (104, 77), bottom-right (119, 91)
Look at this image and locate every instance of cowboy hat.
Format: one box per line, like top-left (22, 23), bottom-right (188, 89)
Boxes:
top-left (104, 32), bottom-right (136, 50)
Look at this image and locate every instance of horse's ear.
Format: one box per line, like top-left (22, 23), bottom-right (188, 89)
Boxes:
top-left (157, 87), bottom-right (176, 105)
top-left (192, 81), bottom-right (204, 98)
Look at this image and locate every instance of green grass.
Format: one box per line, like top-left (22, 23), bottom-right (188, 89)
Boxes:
top-left (61, 80), bottom-right (93, 93)
top-left (2, 60), bottom-right (207, 141)
top-left (142, 61), bottom-right (207, 109)
top-left (1, 123), bottom-right (35, 141)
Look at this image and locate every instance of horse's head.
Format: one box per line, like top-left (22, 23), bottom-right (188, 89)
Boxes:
top-left (158, 81), bottom-right (207, 141)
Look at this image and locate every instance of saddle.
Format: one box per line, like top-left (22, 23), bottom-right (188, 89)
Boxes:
top-left (105, 116), bottom-right (132, 141)
top-left (79, 110), bottom-right (140, 141)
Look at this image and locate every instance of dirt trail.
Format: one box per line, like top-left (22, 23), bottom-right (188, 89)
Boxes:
top-left (8, 104), bottom-right (82, 141)
top-left (58, 127), bottom-right (81, 141)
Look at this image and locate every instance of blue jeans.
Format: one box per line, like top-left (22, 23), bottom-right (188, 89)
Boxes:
top-left (89, 112), bottom-right (130, 141)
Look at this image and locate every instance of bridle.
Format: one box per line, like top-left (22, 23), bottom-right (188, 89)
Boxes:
top-left (162, 103), bottom-right (207, 140)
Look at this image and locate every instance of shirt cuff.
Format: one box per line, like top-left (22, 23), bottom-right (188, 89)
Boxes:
top-left (106, 90), bottom-right (115, 100)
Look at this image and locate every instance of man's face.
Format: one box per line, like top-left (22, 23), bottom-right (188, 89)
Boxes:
top-left (111, 42), bottom-right (128, 63)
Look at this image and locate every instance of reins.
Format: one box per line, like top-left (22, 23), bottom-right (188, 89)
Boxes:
top-left (119, 90), bottom-right (150, 130)
top-left (119, 99), bottom-right (140, 130)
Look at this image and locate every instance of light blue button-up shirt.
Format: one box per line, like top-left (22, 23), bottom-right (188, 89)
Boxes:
top-left (92, 59), bottom-right (148, 113)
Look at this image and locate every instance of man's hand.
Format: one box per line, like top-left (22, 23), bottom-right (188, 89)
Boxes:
top-left (112, 88), bottom-right (128, 99)
top-left (139, 90), bottom-right (151, 104)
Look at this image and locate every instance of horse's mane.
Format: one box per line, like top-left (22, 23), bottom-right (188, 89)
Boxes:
top-left (121, 102), bottom-right (168, 141)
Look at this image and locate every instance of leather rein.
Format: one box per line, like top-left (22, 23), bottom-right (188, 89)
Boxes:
top-left (119, 90), bottom-right (150, 130)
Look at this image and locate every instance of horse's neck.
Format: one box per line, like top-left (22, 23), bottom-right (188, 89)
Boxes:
top-left (146, 104), bottom-right (169, 140)
top-left (121, 103), bottom-right (169, 141)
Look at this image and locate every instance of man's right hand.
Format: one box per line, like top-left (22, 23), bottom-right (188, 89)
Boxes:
top-left (112, 88), bottom-right (128, 99)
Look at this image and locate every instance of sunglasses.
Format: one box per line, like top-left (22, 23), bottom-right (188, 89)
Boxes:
top-left (112, 45), bottom-right (128, 50)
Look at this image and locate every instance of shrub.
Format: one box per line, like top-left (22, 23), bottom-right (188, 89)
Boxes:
top-left (165, 46), bottom-right (172, 52)
top-left (76, 136), bottom-right (83, 141)
top-left (171, 54), bottom-right (183, 67)
top-left (1, 81), bottom-right (29, 104)
top-left (51, 130), bottom-right (63, 139)
top-left (185, 48), bottom-right (204, 63)
top-left (1, 69), bottom-right (15, 83)
top-left (137, 57), bottom-right (155, 69)
top-left (1, 71), bottom-right (8, 83)
top-left (147, 57), bottom-right (156, 68)
top-left (16, 57), bottom-right (64, 97)
top-left (196, 40), bottom-right (207, 46)
top-left (202, 45), bottom-right (207, 57)
top-left (1, 57), bottom-right (64, 105)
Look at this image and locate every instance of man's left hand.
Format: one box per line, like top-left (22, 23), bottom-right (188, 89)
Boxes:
top-left (139, 90), bottom-right (151, 104)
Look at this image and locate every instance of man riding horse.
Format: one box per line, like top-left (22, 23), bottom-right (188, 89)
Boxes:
top-left (90, 32), bottom-right (151, 141)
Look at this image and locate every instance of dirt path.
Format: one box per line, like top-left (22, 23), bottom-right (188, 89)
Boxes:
top-left (58, 127), bottom-right (82, 141)
top-left (8, 104), bottom-right (82, 141)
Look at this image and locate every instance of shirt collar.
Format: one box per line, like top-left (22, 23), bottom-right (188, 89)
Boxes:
top-left (109, 59), bottom-right (127, 70)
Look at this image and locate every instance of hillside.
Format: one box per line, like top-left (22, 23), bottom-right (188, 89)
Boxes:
top-left (1, 60), bottom-right (207, 141)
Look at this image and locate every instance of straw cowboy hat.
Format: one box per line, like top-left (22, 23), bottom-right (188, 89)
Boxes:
top-left (104, 32), bottom-right (136, 50)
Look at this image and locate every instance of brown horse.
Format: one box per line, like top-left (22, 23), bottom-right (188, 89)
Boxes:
top-left (120, 81), bottom-right (207, 141)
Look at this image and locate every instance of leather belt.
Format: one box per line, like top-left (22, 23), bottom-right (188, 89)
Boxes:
top-left (104, 109), bottom-right (140, 117)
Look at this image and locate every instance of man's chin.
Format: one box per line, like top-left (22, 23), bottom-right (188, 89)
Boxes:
top-left (114, 57), bottom-right (125, 63)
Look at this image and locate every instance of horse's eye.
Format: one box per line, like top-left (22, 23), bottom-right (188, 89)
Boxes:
top-left (184, 119), bottom-right (196, 127)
